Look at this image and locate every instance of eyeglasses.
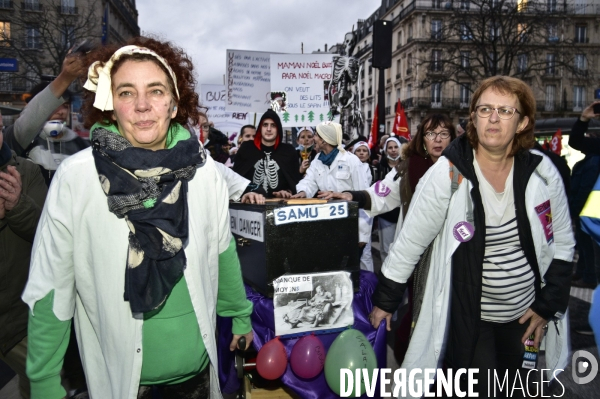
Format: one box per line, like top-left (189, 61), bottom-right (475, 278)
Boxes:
top-left (475, 105), bottom-right (521, 120)
top-left (424, 130), bottom-right (451, 140)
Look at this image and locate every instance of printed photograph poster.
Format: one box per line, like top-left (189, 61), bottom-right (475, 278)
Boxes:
top-left (200, 84), bottom-right (255, 143)
top-left (270, 53), bottom-right (334, 127)
top-left (225, 49), bottom-right (273, 113)
top-left (273, 271), bottom-right (354, 337)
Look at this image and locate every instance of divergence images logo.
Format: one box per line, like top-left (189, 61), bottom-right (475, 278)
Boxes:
top-left (572, 350), bottom-right (598, 385)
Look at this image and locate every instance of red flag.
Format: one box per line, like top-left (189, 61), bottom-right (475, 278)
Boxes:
top-left (368, 104), bottom-right (379, 149)
top-left (392, 100), bottom-right (411, 140)
top-left (550, 128), bottom-right (562, 155)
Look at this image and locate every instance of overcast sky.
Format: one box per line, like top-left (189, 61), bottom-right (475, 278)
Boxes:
top-left (137, 0), bottom-right (381, 86)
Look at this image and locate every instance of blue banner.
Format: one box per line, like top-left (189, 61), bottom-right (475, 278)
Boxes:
top-left (0, 58), bottom-right (18, 72)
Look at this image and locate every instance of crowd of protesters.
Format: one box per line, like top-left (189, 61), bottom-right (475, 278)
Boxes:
top-left (0, 37), bottom-right (598, 399)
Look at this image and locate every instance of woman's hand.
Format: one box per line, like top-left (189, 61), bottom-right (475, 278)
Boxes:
top-left (518, 308), bottom-right (548, 349)
top-left (241, 192), bottom-right (265, 204)
top-left (318, 191), bottom-right (352, 201)
top-left (369, 306), bottom-right (392, 331)
top-left (229, 330), bottom-right (254, 351)
top-left (580, 101), bottom-right (600, 122)
top-left (290, 191), bottom-right (307, 199)
top-left (299, 159), bottom-right (310, 174)
top-left (273, 190), bottom-right (293, 199)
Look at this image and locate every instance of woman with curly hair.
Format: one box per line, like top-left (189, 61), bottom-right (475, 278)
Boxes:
top-left (22, 37), bottom-right (253, 399)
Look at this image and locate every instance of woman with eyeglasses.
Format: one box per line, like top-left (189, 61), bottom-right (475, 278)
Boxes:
top-left (369, 76), bottom-right (574, 397)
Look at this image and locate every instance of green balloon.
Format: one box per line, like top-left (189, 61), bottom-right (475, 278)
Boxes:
top-left (324, 329), bottom-right (378, 397)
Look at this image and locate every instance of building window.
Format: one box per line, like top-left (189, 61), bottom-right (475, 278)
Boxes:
top-left (460, 0), bottom-right (470, 10)
top-left (407, 53), bottom-right (413, 75)
top-left (460, 22), bottom-right (472, 40)
top-left (575, 25), bottom-right (587, 43)
top-left (62, 25), bottom-right (75, 48)
top-left (547, 24), bottom-right (558, 42)
top-left (431, 82), bottom-right (442, 107)
top-left (460, 51), bottom-right (470, 70)
top-left (0, 72), bottom-right (12, 91)
top-left (431, 20), bottom-right (442, 39)
top-left (517, 54), bottom-right (528, 73)
top-left (546, 53), bottom-right (556, 75)
top-left (547, 0), bottom-right (557, 12)
top-left (408, 24), bottom-right (413, 39)
top-left (407, 84), bottom-right (412, 99)
top-left (25, 65), bottom-right (38, 91)
top-left (574, 54), bottom-right (587, 72)
top-left (23, 0), bottom-right (41, 11)
top-left (459, 84), bottom-right (470, 108)
top-left (0, 21), bottom-right (10, 45)
top-left (489, 22), bottom-right (501, 40)
top-left (25, 25), bottom-right (41, 49)
top-left (488, 52), bottom-right (499, 73)
top-left (432, 0), bottom-right (442, 9)
top-left (397, 31), bottom-right (402, 47)
top-left (545, 85), bottom-right (556, 111)
top-left (396, 88), bottom-right (401, 102)
top-left (396, 59), bottom-right (401, 78)
top-left (60, 0), bottom-right (77, 14)
top-left (573, 86), bottom-right (586, 111)
top-left (431, 50), bottom-right (442, 72)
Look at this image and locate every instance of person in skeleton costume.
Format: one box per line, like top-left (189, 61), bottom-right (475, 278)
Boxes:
top-left (329, 31), bottom-right (364, 142)
top-left (233, 109), bottom-right (301, 198)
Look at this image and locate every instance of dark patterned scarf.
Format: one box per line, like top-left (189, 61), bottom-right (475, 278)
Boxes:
top-left (92, 126), bottom-right (205, 314)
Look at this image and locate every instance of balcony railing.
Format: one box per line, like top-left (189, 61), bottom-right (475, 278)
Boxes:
top-left (406, 68), bottom-right (413, 75)
top-left (21, 1), bottom-right (42, 11)
top-left (386, 78), bottom-right (391, 83)
top-left (536, 100), bottom-right (591, 113)
top-left (385, 106), bottom-right (391, 115)
top-left (396, 73), bottom-right (401, 80)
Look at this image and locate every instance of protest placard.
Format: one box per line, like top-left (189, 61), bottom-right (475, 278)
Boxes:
top-left (225, 49), bottom-right (272, 113)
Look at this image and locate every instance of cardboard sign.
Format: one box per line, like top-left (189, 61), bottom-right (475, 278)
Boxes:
top-left (200, 84), bottom-right (255, 141)
top-left (273, 271), bottom-right (354, 336)
top-left (225, 49), bottom-right (272, 113)
top-left (274, 202), bottom-right (348, 225)
top-left (230, 209), bottom-right (264, 242)
top-left (270, 54), bottom-right (334, 127)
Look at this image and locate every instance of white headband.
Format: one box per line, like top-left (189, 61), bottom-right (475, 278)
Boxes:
top-left (298, 126), bottom-right (314, 135)
top-left (83, 45), bottom-right (180, 111)
top-left (384, 137), bottom-right (402, 151)
top-left (352, 141), bottom-right (371, 155)
top-left (316, 121), bottom-right (345, 153)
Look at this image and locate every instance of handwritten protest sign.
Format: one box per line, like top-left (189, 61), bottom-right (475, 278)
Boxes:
top-left (200, 84), bottom-right (255, 142)
top-left (225, 50), bottom-right (272, 113)
top-left (270, 54), bottom-right (334, 127)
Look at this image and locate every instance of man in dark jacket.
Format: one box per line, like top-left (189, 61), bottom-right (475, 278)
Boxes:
top-left (0, 114), bottom-right (47, 399)
top-left (233, 109), bottom-right (301, 197)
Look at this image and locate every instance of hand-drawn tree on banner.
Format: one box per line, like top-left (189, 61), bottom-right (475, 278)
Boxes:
top-left (294, 114), bottom-right (299, 122)
top-left (308, 110), bottom-right (315, 123)
top-left (282, 112), bottom-right (290, 123)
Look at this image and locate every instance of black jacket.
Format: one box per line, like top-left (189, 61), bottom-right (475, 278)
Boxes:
top-left (373, 135), bottom-right (572, 368)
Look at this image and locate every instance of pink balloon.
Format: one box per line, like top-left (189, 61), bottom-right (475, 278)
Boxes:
top-left (290, 334), bottom-right (326, 379)
top-left (256, 338), bottom-right (288, 380)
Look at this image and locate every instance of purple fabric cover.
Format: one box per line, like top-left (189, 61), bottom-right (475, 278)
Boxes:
top-left (218, 271), bottom-right (387, 398)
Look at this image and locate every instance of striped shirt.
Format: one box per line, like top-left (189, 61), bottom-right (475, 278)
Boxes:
top-left (474, 154), bottom-right (535, 322)
top-left (480, 217), bottom-right (535, 322)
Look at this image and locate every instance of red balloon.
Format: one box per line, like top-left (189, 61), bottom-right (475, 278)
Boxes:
top-left (290, 334), bottom-right (326, 379)
top-left (256, 338), bottom-right (288, 380)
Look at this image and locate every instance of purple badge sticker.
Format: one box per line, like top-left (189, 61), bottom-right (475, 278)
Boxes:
top-left (453, 221), bottom-right (474, 242)
top-left (535, 200), bottom-right (554, 244)
top-left (374, 180), bottom-right (391, 197)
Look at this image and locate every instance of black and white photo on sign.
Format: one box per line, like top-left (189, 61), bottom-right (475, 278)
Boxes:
top-left (273, 271), bottom-right (354, 337)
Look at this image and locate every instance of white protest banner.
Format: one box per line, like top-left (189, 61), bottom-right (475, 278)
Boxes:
top-left (200, 84), bottom-right (254, 142)
top-left (225, 50), bottom-right (272, 113)
top-left (270, 54), bottom-right (334, 127)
